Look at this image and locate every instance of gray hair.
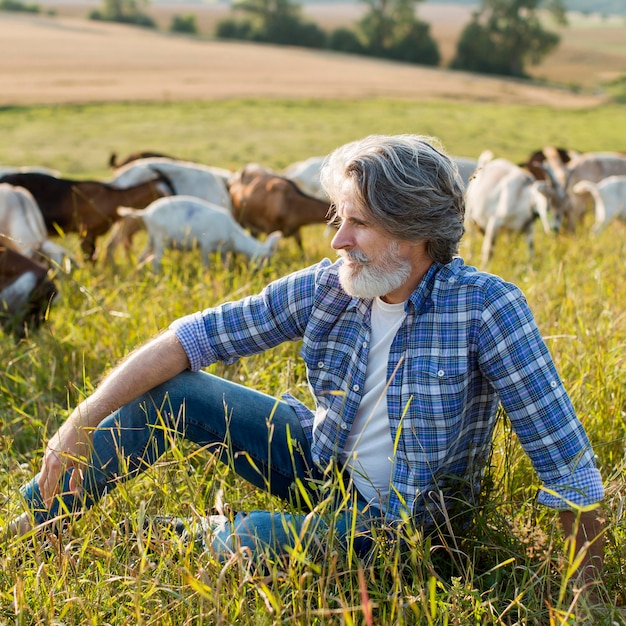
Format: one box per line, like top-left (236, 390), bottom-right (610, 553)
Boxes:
top-left (320, 134), bottom-right (465, 264)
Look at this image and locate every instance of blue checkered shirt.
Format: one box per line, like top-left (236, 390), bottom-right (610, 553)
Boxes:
top-left (171, 257), bottom-right (604, 522)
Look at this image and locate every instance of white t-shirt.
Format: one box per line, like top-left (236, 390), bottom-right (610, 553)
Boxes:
top-left (339, 296), bottom-right (406, 511)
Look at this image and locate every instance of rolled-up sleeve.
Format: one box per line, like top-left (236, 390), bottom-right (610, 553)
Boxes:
top-left (537, 465), bottom-right (604, 509)
top-left (170, 311), bottom-right (218, 372)
top-left (169, 261), bottom-right (329, 371)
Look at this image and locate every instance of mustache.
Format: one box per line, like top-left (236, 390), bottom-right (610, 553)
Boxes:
top-left (338, 249), bottom-right (370, 265)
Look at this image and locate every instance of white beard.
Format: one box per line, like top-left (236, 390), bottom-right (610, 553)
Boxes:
top-left (338, 241), bottom-right (411, 299)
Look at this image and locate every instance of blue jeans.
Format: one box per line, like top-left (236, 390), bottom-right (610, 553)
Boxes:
top-left (20, 371), bottom-right (381, 560)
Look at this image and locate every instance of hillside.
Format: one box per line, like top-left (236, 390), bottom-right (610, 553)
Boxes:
top-left (0, 9), bottom-right (618, 108)
top-left (15, 0), bottom-right (625, 96)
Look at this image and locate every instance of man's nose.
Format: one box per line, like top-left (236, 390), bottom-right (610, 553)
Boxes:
top-left (331, 223), bottom-right (351, 250)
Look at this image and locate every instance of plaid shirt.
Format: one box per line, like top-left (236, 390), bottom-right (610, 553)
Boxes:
top-left (171, 258), bottom-right (604, 522)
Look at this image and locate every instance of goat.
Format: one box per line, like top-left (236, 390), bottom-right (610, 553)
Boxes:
top-left (572, 175), bottom-right (626, 234)
top-left (0, 172), bottom-right (170, 261)
top-left (0, 245), bottom-right (57, 338)
top-left (518, 146), bottom-right (577, 182)
top-left (116, 195), bottom-right (283, 271)
top-left (111, 157), bottom-right (233, 206)
top-left (282, 156), bottom-right (328, 201)
top-left (464, 153), bottom-right (552, 267)
top-left (0, 183), bottom-right (72, 268)
top-left (104, 158), bottom-right (234, 260)
top-left (229, 163), bottom-right (331, 251)
top-left (549, 152), bottom-right (626, 231)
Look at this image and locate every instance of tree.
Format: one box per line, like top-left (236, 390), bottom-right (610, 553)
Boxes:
top-left (387, 20), bottom-right (440, 66)
top-left (450, 0), bottom-right (566, 77)
top-left (233, 0), bottom-right (301, 25)
top-left (89, 0), bottom-right (155, 27)
top-left (170, 13), bottom-right (198, 34)
top-left (357, 0), bottom-right (440, 65)
top-left (218, 0), bottom-right (326, 48)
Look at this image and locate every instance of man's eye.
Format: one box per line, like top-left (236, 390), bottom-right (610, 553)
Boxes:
top-left (327, 215), bottom-right (342, 229)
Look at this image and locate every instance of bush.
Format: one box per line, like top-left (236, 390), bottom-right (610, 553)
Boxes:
top-left (327, 27), bottom-right (365, 55)
top-left (386, 20), bottom-right (440, 66)
top-left (0, 0), bottom-right (40, 13)
top-left (170, 13), bottom-right (198, 35)
top-left (216, 14), bottom-right (325, 49)
top-left (286, 20), bottom-right (327, 49)
top-left (215, 17), bottom-right (255, 40)
top-left (88, 8), bottom-right (156, 28)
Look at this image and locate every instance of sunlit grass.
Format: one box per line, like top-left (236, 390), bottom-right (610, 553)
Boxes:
top-left (1, 100), bottom-right (625, 624)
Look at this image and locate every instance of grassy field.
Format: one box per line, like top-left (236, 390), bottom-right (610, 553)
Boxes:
top-left (1, 99), bottom-right (625, 624)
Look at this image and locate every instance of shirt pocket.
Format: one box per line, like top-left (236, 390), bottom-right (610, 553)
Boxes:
top-left (403, 355), bottom-right (471, 427)
top-left (301, 346), bottom-right (352, 404)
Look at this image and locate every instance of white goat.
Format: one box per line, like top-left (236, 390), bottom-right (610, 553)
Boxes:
top-left (572, 175), bottom-right (626, 233)
top-left (282, 156), bottom-right (328, 201)
top-left (0, 183), bottom-right (72, 267)
top-left (105, 157), bottom-right (234, 261)
top-left (117, 195), bottom-right (283, 271)
top-left (110, 157), bottom-right (232, 208)
top-left (464, 154), bottom-right (552, 267)
top-left (551, 152), bottom-right (626, 231)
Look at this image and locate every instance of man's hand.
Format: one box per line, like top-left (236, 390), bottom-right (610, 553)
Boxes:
top-left (35, 329), bottom-right (191, 511)
top-left (559, 508), bottom-right (605, 603)
top-left (38, 412), bottom-right (93, 507)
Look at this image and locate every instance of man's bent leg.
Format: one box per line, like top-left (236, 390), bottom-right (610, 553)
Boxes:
top-left (207, 500), bottom-right (385, 563)
top-left (18, 370), bottom-right (315, 527)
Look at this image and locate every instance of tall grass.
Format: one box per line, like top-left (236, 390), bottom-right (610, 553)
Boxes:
top-left (1, 99), bottom-right (625, 624)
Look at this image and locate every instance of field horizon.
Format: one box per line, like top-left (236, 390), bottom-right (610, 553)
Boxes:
top-left (1, 4), bottom-right (624, 108)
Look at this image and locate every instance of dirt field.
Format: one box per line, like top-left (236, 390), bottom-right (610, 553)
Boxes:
top-left (0, 5), bottom-right (620, 108)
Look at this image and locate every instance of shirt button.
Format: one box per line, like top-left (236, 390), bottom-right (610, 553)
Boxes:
top-left (550, 381), bottom-right (558, 388)
top-left (352, 384), bottom-right (360, 392)
top-left (437, 369), bottom-right (445, 377)
top-left (318, 361), bottom-right (325, 368)
top-left (363, 342), bottom-right (368, 348)
top-left (341, 422), bottom-right (348, 430)
top-left (448, 277), bottom-right (456, 283)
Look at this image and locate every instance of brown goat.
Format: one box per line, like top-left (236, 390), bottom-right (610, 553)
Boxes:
top-left (0, 172), bottom-right (170, 260)
top-left (518, 146), bottom-right (577, 182)
top-left (228, 163), bottom-right (330, 251)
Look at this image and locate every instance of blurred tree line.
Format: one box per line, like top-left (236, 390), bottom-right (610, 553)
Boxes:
top-left (0, 0), bottom-right (571, 79)
top-left (214, 0), bottom-right (566, 78)
top-left (216, 0), bottom-right (440, 66)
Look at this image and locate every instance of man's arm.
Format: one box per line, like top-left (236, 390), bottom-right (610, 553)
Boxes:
top-left (559, 508), bottom-right (605, 596)
top-left (38, 329), bottom-right (190, 507)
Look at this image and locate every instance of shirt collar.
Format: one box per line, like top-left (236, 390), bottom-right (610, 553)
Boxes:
top-left (322, 257), bottom-right (462, 315)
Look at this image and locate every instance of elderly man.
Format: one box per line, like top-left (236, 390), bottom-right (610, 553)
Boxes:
top-left (10, 135), bottom-right (603, 585)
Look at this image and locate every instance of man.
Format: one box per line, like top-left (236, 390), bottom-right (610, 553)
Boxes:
top-left (10, 135), bottom-right (604, 585)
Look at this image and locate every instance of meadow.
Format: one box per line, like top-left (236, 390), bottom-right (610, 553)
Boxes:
top-left (0, 98), bottom-right (625, 624)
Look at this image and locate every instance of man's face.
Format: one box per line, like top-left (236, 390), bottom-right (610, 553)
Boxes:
top-left (330, 179), bottom-right (413, 300)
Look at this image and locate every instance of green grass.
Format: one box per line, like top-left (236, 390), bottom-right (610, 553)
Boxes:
top-left (1, 98), bottom-right (626, 624)
top-left (1, 99), bottom-right (625, 177)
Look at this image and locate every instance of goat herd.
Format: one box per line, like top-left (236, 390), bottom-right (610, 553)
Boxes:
top-left (1, 145), bottom-right (625, 338)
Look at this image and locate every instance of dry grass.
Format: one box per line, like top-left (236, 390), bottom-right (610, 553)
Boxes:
top-left (1, 3), bottom-right (623, 108)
